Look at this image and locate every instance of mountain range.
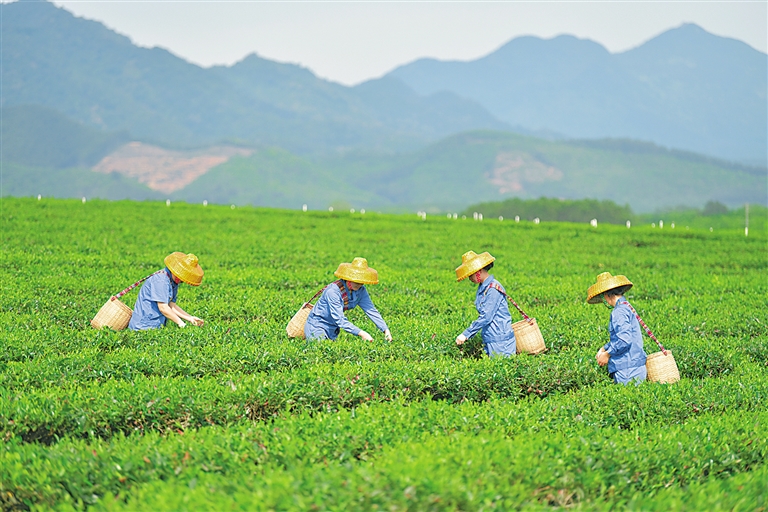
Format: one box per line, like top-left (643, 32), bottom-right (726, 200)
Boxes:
top-left (390, 25), bottom-right (767, 166)
top-left (1, 0), bottom-right (766, 212)
top-left (1, 0), bottom-right (508, 154)
top-left (4, 105), bottom-right (764, 212)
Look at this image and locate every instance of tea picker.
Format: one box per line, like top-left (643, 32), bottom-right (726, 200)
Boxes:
top-left (91, 252), bottom-right (205, 331)
top-left (454, 251), bottom-right (546, 357)
top-left (587, 272), bottom-right (680, 385)
top-left (287, 257), bottom-right (392, 342)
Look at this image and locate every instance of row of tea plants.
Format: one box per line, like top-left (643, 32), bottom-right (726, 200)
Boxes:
top-left (1, 197), bottom-right (765, 510)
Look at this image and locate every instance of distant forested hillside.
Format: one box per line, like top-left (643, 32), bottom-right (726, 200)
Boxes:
top-left (2, 1), bottom-right (765, 210)
top-left (170, 131), bottom-right (766, 213)
top-left (3, 107), bottom-right (764, 212)
top-left (1, 105), bottom-right (129, 168)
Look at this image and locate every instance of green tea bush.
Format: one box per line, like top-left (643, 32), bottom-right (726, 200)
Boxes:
top-left (0, 198), bottom-right (765, 510)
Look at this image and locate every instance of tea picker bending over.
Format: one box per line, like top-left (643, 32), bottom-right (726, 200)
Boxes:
top-left (129, 252), bottom-right (205, 331)
top-left (304, 257), bottom-right (392, 342)
top-left (587, 272), bottom-right (647, 385)
top-left (454, 251), bottom-right (516, 357)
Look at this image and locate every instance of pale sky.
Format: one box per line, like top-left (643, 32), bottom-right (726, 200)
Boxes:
top-left (44, 1), bottom-right (768, 86)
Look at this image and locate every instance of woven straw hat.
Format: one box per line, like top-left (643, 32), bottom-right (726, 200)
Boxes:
top-left (334, 257), bottom-right (379, 285)
top-left (586, 272), bottom-right (633, 304)
top-left (455, 251), bottom-right (495, 281)
top-left (164, 252), bottom-right (204, 286)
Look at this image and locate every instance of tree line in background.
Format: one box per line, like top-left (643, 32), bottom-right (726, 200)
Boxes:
top-left (463, 197), bottom-right (633, 224)
top-left (463, 197), bottom-right (766, 231)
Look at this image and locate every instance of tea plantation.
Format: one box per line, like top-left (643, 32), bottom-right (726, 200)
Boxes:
top-left (1, 197), bottom-right (766, 510)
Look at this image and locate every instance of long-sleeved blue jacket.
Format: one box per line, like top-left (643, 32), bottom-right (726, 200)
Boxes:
top-left (304, 280), bottom-right (388, 340)
top-left (604, 298), bottom-right (647, 372)
top-left (128, 268), bottom-right (178, 331)
top-left (461, 275), bottom-right (515, 345)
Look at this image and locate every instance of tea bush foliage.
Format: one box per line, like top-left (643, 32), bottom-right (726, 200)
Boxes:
top-left (1, 197), bottom-right (766, 510)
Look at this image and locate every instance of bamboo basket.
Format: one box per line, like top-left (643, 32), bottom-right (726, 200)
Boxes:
top-left (286, 303), bottom-right (313, 338)
top-left (645, 350), bottom-right (680, 384)
top-left (513, 318), bottom-right (546, 355)
top-left (91, 297), bottom-right (133, 330)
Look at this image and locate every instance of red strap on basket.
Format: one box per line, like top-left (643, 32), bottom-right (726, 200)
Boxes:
top-left (306, 287), bottom-right (326, 305)
top-left (488, 282), bottom-right (534, 325)
top-left (620, 301), bottom-right (667, 355)
top-left (334, 280), bottom-right (350, 311)
top-left (112, 269), bottom-right (166, 300)
top-left (306, 280), bottom-right (350, 311)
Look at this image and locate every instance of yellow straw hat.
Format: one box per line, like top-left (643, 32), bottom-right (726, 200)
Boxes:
top-left (586, 272), bottom-right (633, 304)
top-left (455, 251), bottom-right (495, 281)
top-left (164, 252), bottom-right (204, 286)
top-left (334, 257), bottom-right (379, 285)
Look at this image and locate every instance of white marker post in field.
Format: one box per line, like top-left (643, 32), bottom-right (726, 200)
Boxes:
top-left (745, 203), bottom-right (749, 236)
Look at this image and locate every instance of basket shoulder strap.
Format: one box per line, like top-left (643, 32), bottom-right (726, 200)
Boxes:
top-left (114, 269), bottom-right (166, 299)
top-left (334, 280), bottom-right (350, 310)
top-left (306, 285), bottom-right (327, 305)
top-left (488, 282), bottom-right (532, 324)
top-left (620, 301), bottom-right (667, 354)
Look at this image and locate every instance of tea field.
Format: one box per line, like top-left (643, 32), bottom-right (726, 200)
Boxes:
top-left (1, 197), bottom-right (766, 510)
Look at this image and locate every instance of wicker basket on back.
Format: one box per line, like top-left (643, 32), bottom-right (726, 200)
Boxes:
top-left (646, 350), bottom-right (680, 384)
top-left (91, 297), bottom-right (133, 330)
top-left (286, 303), bottom-right (314, 338)
top-left (618, 300), bottom-right (680, 384)
top-left (91, 269), bottom-right (165, 330)
top-left (512, 318), bottom-right (546, 355)
top-left (286, 286), bottom-right (328, 339)
top-left (486, 283), bottom-right (546, 355)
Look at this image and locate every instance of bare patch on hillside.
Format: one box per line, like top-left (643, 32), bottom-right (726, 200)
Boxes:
top-left (486, 152), bottom-right (563, 193)
top-left (92, 142), bottom-right (253, 193)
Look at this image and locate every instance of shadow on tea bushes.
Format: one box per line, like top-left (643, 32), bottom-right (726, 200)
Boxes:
top-left (2, 378), bottom-right (767, 510)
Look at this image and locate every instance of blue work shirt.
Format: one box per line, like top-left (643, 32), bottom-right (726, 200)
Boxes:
top-left (604, 297), bottom-right (647, 373)
top-left (462, 275), bottom-right (516, 350)
top-left (128, 268), bottom-right (178, 331)
top-left (304, 281), bottom-right (388, 340)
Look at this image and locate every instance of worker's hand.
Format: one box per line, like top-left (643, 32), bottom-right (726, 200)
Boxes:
top-left (596, 348), bottom-right (610, 367)
top-left (384, 329), bottom-right (392, 342)
top-left (359, 330), bottom-right (373, 342)
top-left (455, 334), bottom-right (467, 346)
top-left (177, 320), bottom-right (187, 328)
top-left (190, 316), bottom-right (204, 327)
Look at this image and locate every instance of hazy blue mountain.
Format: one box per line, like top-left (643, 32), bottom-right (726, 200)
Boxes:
top-left (2, 162), bottom-right (161, 201)
top-left (3, 106), bottom-right (763, 211)
top-left (0, 0), bottom-right (508, 153)
top-left (1, 105), bottom-right (129, 168)
top-left (388, 25), bottom-right (767, 165)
